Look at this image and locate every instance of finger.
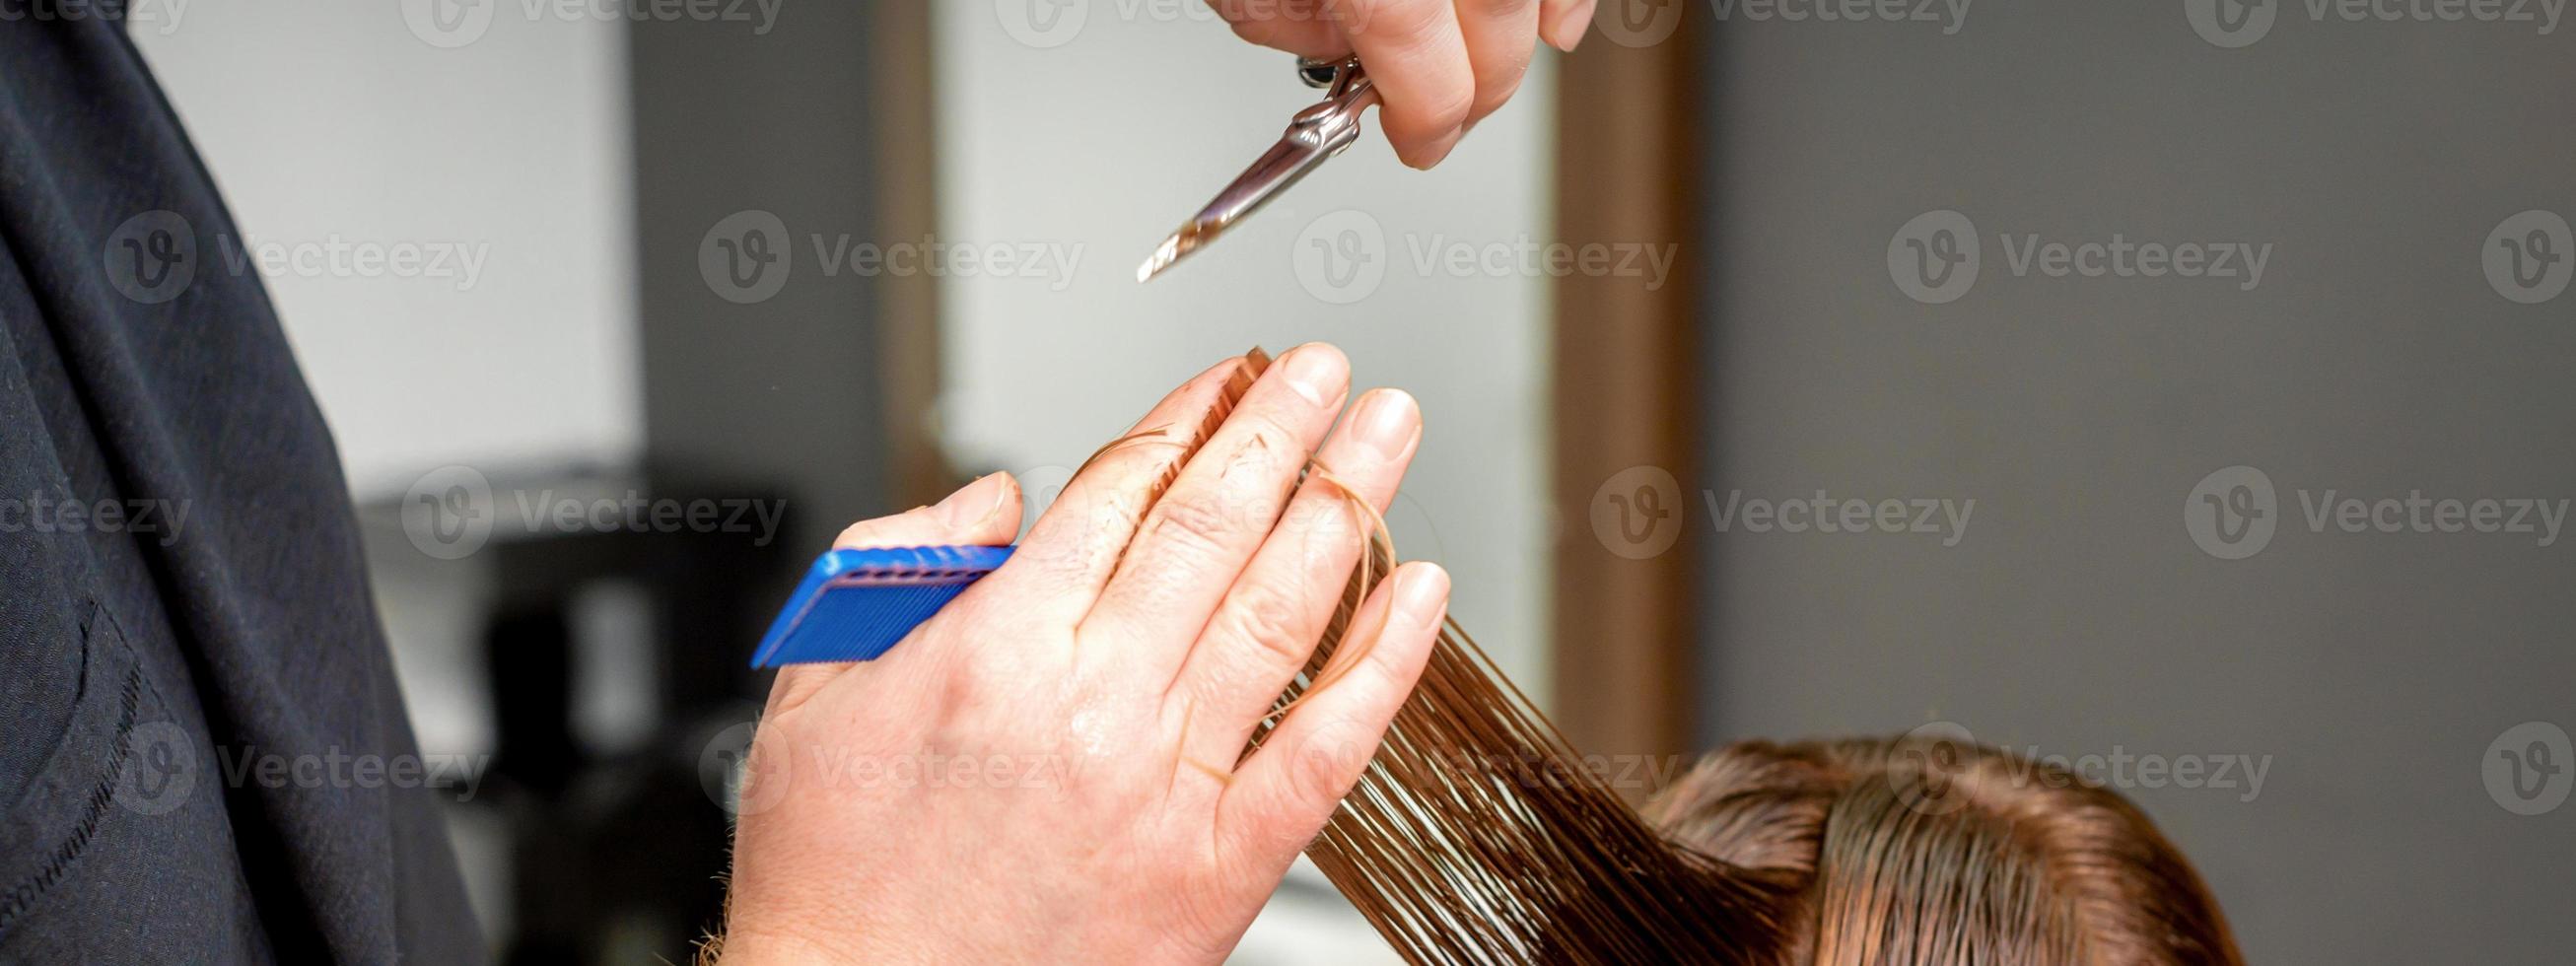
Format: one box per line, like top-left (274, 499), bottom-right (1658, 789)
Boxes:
top-left (981, 353), bottom-right (1264, 618)
top-left (1215, 562), bottom-right (1447, 864)
top-left (1212, 0), bottom-right (1349, 58)
top-left (1338, 0), bottom-right (1476, 169)
top-left (766, 472), bottom-right (1026, 716)
top-left (1080, 343), bottom-right (1351, 680)
top-left (1455, 0), bottom-right (1541, 133)
top-left (1538, 0), bottom-right (1596, 51)
top-left (1170, 388), bottom-right (1421, 765)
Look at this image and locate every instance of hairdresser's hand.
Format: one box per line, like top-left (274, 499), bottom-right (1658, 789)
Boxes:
top-left (721, 345), bottom-right (1446, 964)
top-left (1214, 0), bottom-right (1596, 169)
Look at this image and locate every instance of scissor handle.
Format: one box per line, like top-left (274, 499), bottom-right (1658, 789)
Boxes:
top-left (1297, 56), bottom-right (1345, 89)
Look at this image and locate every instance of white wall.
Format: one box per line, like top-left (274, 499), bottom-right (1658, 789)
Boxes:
top-left (130, 1), bottom-right (641, 500)
top-left (931, 3), bottom-right (1559, 699)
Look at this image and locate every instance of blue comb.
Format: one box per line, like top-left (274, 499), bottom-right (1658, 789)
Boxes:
top-left (749, 545), bottom-right (1014, 667)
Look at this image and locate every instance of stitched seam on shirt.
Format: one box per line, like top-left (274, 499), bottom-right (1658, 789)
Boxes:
top-left (0, 659), bottom-right (143, 937)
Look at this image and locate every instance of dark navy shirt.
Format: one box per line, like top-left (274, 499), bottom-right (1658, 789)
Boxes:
top-left (0, 12), bottom-right (483, 963)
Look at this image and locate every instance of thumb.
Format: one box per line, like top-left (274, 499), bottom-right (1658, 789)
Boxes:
top-left (767, 473), bottom-right (1024, 716)
top-left (833, 471), bottom-right (1023, 550)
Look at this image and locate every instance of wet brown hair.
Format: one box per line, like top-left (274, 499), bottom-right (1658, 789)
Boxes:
top-left (1138, 351), bottom-right (2240, 964)
top-left (1271, 368), bottom-right (2242, 964)
top-left (1636, 736), bottom-right (2245, 965)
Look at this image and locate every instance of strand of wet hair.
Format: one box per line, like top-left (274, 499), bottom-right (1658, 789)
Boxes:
top-left (1249, 412), bottom-right (1796, 965)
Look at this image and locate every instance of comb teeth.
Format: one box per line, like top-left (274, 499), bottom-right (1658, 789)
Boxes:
top-left (749, 545), bottom-right (1013, 667)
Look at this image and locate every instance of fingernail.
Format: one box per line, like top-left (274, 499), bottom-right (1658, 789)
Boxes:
top-left (1281, 343), bottom-right (1349, 409)
top-left (934, 473), bottom-right (1009, 528)
top-left (1351, 388), bottom-right (1420, 459)
top-left (1549, 2), bottom-right (1593, 51)
top-left (1394, 564), bottom-right (1450, 625)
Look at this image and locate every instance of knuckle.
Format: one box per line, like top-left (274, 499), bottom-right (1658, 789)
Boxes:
top-left (1149, 488), bottom-right (1241, 562)
top-left (1473, 75), bottom-right (1523, 121)
top-left (1345, 0), bottom-right (1441, 42)
top-left (1463, 0), bottom-right (1537, 25)
top-left (1232, 405), bottom-right (1310, 458)
top-left (1432, 80), bottom-right (1479, 126)
top-left (1224, 580), bottom-right (1319, 667)
top-left (1287, 726), bottom-right (1366, 809)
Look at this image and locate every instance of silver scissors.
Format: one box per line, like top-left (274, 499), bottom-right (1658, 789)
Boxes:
top-left (1137, 56), bottom-right (1380, 282)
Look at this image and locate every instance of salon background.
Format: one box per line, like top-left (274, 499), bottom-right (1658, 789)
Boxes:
top-left (98, 0), bottom-right (2576, 962)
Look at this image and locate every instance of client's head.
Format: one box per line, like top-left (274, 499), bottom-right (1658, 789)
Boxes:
top-left (1641, 733), bottom-right (2243, 966)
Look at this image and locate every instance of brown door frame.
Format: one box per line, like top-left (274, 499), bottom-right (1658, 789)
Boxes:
top-left (1549, 3), bottom-right (1706, 777)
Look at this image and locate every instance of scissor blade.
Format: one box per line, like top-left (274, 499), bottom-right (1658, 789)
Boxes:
top-left (1137, 220), bottom-right (1216, 283)
top-left (1138, 137), bottom-right (1334, 283)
